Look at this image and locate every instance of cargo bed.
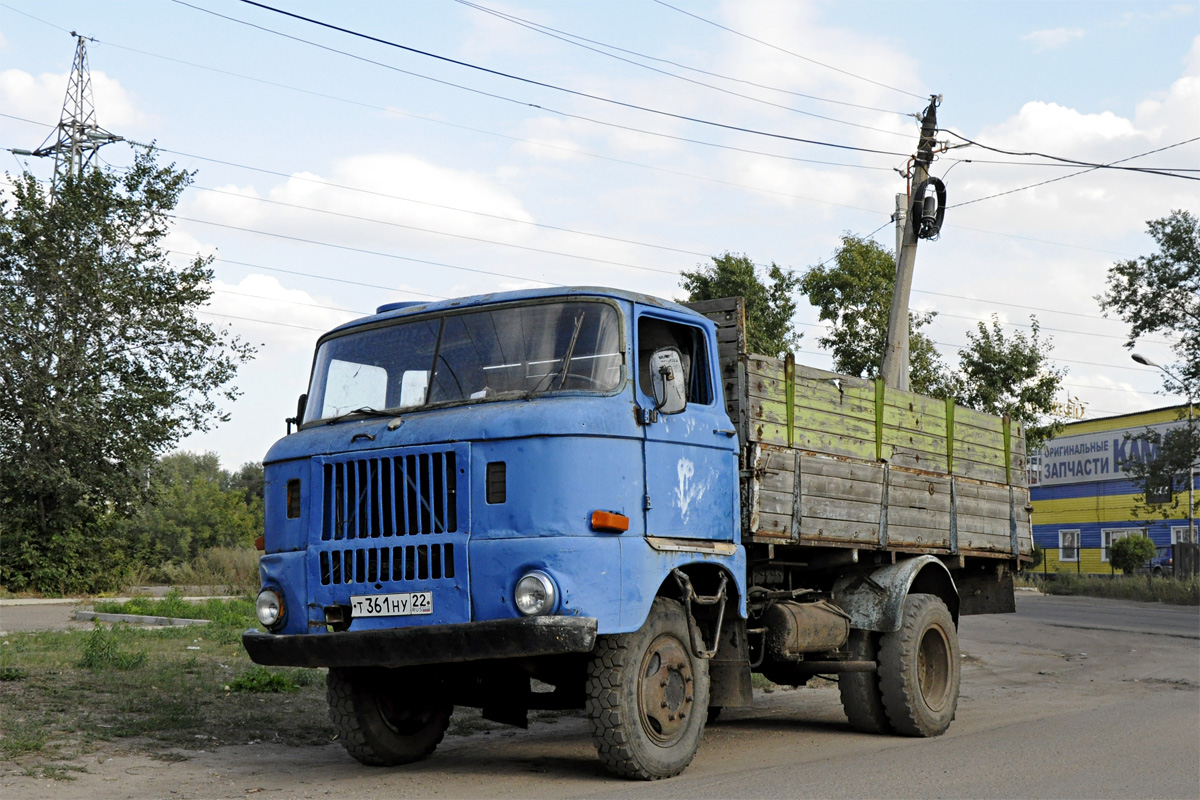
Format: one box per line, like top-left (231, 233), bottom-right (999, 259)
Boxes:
top-left (686, 297), bottom-right (1032, 562)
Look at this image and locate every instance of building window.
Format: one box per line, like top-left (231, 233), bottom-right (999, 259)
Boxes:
top-left (1059, 530), bottom-right (1080, 562)
top-left (1171, 525), bottom-right (1197, 545)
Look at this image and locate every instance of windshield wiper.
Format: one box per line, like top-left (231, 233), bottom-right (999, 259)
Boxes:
top-left (527, 313), bottom-right (585, 400)
top-left (323, 407), bottom-right (403, 425)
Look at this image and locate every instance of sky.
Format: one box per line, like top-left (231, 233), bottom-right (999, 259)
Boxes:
top-left (1, 0), bottom-right (1197, 469)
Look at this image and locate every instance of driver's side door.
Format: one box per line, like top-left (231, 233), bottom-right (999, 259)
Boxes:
top-left (636, 310), bottom-right (738, 542)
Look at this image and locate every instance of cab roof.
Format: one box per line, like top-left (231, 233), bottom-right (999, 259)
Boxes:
top-left (326, 286), bottom-right (703, 336)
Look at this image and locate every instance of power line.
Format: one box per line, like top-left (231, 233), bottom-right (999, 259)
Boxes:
top-left (453, 0), bottom-right (911, 116)
top-left (178, 252), bottom-right (446, 299)
top-left (943, 131), bottom-right (1200, 181)
top-left (451, 0), bottom-right (916, 137)
top-left (650, 0), bottom-right (927, 101)
top-left (171, 214), bottom-right (566, 287)
top-left (189, 0), bottom-right (912, 158)
top-left (948, 137), bottom-right (1200, 208)
top-left (187, 185), bottom-right (683, 275)
top-left (196, 308), bottom-right (329, 333)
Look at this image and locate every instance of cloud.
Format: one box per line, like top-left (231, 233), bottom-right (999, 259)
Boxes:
top-left (1022, 28), bottom-right (1086, 52)
top-left (204, 274), bottom-right (357, 353)
top-left (0, 69), bottom-right (152, 131)
top-left (182, 152), bottom-right (540, 264)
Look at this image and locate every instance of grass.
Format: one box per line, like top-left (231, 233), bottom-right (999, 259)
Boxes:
top-left (0, 598), bottom-right (330, 781)
top-left (93, 591), bottom-right (255, 624)
top-left (1018, 571), bottom-right (1200, 605)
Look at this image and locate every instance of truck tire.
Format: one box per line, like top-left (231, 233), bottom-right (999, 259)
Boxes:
top-left (585, 597), bottom-right (710, 780)
top-left (838, 629), bottom-right (891, 734)
top-left (878, 593), bottom-right (959, 737)
top-left (326, 667), bottom-right (453, 766)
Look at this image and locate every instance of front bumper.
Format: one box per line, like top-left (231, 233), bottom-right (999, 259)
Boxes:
top-left (242, 616), bottom-right (598, 669)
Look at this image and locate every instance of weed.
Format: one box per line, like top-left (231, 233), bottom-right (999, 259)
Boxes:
top-left (77, 624), bottom-right (147, 671)
top-left (1, 720), bottom-right (47, 758)
top-left (0, 666), bottom-right (28, 681)
top-left (22, 763), bottom-right (86, 781)
top-left (229, 666), bottom-right (301, 693)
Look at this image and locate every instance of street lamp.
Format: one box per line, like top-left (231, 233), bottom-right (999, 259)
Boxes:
top-left (1132, 353), bottom-right (1196, 542)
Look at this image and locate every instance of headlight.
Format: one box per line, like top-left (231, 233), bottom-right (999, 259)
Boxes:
top-left (256, 588), bottom-right (285, 629)
top-left (514, 571), bottom-right (557, 616)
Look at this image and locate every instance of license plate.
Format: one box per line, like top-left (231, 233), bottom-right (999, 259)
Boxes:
top-left (350, 591), bottom-right (433, 618)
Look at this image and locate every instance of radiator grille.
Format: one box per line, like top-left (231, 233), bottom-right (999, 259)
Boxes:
top-left (318, 543), bottom-right (456, 586)
top-left (322, 451), bottom-right (458, 541)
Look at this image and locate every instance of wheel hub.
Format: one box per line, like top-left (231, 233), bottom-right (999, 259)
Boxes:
top-left (638, 634), bottom-right (694, 745)
top-left (916, 625), bottom-right (951, 711)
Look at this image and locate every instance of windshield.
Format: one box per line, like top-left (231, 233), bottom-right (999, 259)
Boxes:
top-left (303, 300), bottom-right (624, 424)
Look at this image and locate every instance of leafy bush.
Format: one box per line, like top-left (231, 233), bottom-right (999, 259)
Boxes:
top-left (1110, 534), bottom-right (1158, 575)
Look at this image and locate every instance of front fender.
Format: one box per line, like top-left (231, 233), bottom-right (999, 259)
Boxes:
top-left (832, 555), bottom-right (958, 633)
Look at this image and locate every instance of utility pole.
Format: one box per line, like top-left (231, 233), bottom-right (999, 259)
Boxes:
top-left (880, 95), bottom-right (942, 391)
top-left (11, 32), bottom-right (122, 194)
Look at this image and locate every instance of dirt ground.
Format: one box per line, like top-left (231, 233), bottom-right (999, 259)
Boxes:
top-left (2, 593), bottom-right (1197, 800)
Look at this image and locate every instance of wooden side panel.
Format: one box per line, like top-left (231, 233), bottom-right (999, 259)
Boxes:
top-left (743, 352), bottom-right (1023, 487)
top-left (744, 446), bottom-right (1022, 556)
top-left (885, 471), bottom-right (952, 549)
top-left (955, 482), bottom-right (1014, 553)
top-left (797, 455), bottom-right (884, 547)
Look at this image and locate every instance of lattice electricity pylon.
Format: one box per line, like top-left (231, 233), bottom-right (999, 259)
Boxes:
top-left (28, 32), bottom-right (123, 193)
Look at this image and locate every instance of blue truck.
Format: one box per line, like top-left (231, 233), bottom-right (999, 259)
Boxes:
top-left (243, 287), bottom-right (1032, 779)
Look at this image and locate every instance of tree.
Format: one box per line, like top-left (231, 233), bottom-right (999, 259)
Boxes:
top-left (799, 234), bottom-right (951, 397)
top-left (225, 461), bottom-right (265, 505)
top-left (0, 151), bottom-right (255, 593)
top-left (680, 252), bottom-right (800, 359)
top-left (954, 316), bottom-right (1067, 451)
top-left (120, 451), bottom-right (263, 567)
top-left (1098, 210), bottom-right (1199, 525)
top-left (1097, 210), bottom-right (1199, 395)
top-left (1109, 533), bottom-right (1158, 576)
top-left (1119, 424), bottom-right (1199, 520)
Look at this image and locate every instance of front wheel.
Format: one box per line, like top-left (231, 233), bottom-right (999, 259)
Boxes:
top-left (326, 667), bottom-right (453, 766)
top-left (878, 593), bottom-right (960, 737)
top-left (586, 597), bottom-right (710, 780)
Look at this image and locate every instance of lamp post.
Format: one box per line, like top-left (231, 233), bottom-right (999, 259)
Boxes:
top-left (1132, 354), bottom-right (1196, 542)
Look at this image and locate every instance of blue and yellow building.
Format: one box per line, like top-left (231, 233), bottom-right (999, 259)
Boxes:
top-left (1031, 405), bottom-right (1197, 574)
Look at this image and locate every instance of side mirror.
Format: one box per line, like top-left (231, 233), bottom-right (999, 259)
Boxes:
top-left (286, 393), bottom-right (308, 435)
top-left (649, 347), bottom-right (687, 415)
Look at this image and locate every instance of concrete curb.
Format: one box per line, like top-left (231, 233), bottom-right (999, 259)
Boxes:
top-left (74, 611), bottom-right (210, 627)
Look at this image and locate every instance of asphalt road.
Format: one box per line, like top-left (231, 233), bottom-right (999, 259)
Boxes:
top-left (3, 593), bottom-right (1198, 799)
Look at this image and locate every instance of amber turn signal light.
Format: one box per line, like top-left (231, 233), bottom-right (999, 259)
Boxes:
top-left (591, 510), bottom-right (629, 533)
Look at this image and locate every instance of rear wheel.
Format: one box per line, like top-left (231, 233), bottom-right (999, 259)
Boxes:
top-left (586, 597), bottom-right (710, 780)
top-left (838, 629), bottom-right (891, 734)
top-left (878, 594), bottom-right (959, 737)
top-left (326, 667), bottom-right (453, 766)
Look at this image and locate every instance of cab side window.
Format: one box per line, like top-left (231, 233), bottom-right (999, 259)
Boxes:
top-left (637, 316), bottom-right (711, 405)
